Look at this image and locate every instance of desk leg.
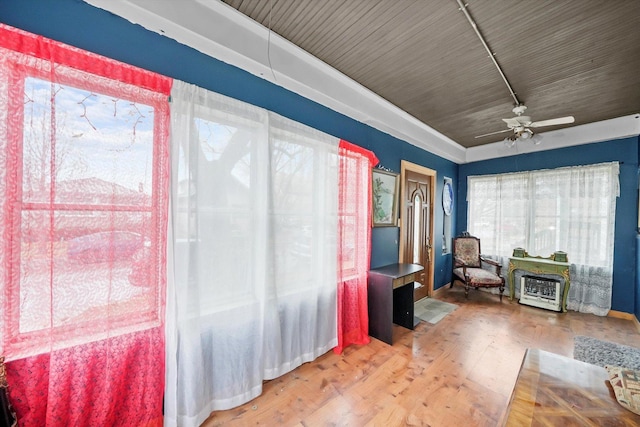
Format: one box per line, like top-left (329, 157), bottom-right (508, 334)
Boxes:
top-left (368, 278), bottom-right (393, 345)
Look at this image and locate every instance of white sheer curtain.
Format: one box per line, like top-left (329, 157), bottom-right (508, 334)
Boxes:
top-left (165, 81), bottom-right (339, 426)
top-left (467, 172), bottom-right (530, 300)
top-left (468, 162), bottom-right (619, 315)
top-left (467, 171), bottom-right (530, 257)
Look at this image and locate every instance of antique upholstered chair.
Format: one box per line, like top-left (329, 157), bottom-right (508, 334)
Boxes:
top-left (450, 233), bottom-right (505, 300)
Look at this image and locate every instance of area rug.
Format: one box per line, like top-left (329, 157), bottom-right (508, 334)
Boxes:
top-left (414, 298), bottom-right (458, 324)
top-left (574, 335), bottom-right (640, 370)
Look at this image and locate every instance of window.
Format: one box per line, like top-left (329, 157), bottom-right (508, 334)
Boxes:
top-left (1, 39), bottom-right (169, 358)
top-left (467, 162), bottom-right (619, 314)
top-left (337, 149), bottom-right (366, 278)
top-left (177, 108), bottom-right (264, 310)
top-left (467, 171), bottom-right (529, 257)
top-left (467, 163), bottom-right (619, 265)
top-left (270, 126), bottom-right (331, 296)
top-left (171, 90), bottom-right (339, 314)
top-left (166, 82), bottom-right (341, 418)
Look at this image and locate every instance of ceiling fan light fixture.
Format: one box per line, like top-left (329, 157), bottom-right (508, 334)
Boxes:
top-left (504, 128), bottom-right (543, 148)
top-left (530, 134), bottom-right (543, 145)
top-left (503, 135), bottom-right (517, 148)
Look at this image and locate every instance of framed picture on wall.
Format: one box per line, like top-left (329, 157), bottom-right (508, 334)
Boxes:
top-left (372, 169), bottom-right (399, 227)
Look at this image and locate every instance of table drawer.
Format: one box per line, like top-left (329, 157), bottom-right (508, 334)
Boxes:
top-left (392, 273), bottom-right (415, 289)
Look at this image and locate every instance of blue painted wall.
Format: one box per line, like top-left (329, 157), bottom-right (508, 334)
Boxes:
top-left (370, 138), bottom-right (458, 287)
top-left (458, 137), bottom-right (639, 314)
top-left (637, 150), bottom-right (640, 320)
top-left (0, 0), bottom-right (458, 289)
top-left (637, 234), bottom-right (640, 319)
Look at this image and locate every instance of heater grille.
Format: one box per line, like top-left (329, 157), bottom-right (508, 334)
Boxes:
top-left (519, 275), bottom-right (562, 312)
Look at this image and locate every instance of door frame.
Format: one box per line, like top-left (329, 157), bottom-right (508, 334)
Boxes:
top-left (398, 160), bottom-right (436, 298)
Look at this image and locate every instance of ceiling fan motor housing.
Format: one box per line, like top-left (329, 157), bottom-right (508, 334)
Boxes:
top-left (512, 104), bottom-right (528, 116)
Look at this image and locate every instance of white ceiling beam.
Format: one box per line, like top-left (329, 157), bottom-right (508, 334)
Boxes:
top-left (83, 0), bottom-right (639, 165)
top-left (84, 0), bottom-right (466, 163)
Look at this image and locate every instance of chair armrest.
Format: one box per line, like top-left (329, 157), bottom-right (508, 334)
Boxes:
top-left (480, 256), bottom-right (502, 276)
top-left (453, 256), bottom-right (469, 278)
top-left (480, 256), bottom-right (501, 267)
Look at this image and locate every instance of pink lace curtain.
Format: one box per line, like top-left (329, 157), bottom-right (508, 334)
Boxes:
top-left (335, 140), bottom-right (378, 353)
top-left (0, 24), bottom-right (170, 426)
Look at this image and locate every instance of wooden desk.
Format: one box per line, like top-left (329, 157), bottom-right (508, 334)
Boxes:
top-left (367, 263), bottom-right (423, 345)
top-left (502, 348), bottom-right (640, 426)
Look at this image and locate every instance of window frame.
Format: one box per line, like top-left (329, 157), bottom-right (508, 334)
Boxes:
top-left (466, 163), bottom-right (619, 266)
top-left (2, 51), bottom-right (169, 357)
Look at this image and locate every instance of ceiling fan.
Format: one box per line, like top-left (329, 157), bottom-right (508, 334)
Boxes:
top-left (475, 105), bottom-right (575, 145)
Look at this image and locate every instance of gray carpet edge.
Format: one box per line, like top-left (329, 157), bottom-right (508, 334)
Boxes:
top-left (574, 335), bottom-right (640, 370)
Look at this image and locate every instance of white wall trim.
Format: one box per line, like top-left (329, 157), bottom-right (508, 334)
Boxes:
top-left (83, 0), bottom-right (466, 163)
top-left (83, 0), bottom-right (640, 165)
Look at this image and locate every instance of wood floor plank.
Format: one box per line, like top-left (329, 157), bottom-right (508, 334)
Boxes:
top-left (301, 393), bottom-right (367, 426)
top-left (202, 286), bottom-right (640, 426)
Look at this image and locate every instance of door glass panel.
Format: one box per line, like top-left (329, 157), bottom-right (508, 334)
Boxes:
top-left (413, 193), bottom-right (421, 263)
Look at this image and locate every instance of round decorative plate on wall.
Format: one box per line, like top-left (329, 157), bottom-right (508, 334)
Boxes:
top-left (443, 181), bottom-right (453, 216)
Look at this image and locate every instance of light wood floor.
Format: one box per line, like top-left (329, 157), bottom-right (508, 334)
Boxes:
top-left (202, 286), bottom-right (640, 426)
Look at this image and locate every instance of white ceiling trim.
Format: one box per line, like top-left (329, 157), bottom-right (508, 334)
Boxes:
top-left (465, 114), bottom-right (640, 163)
top-left (83, 0), bottom-right (639, 165)
top-left (83, 0), bottom-right (467, 163)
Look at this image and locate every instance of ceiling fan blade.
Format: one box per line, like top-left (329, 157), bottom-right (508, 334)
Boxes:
top-left (503, 116), bottom-right (532, 128)
top-left (475, 128), bottom-right (511, 138)
top-left (502, 117), bottom-right (521, 128)
top-left (530, 116), bottom-right (575, 128)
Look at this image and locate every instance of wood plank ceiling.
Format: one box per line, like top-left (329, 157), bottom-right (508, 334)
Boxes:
top-left (221, 0), bottom-right (640, 148)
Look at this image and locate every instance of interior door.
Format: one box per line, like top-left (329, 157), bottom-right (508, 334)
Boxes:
top-left (400, 162), bottom-right (435, 302)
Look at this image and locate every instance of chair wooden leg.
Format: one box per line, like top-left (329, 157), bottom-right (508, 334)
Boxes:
top-left (499, 285), bottom-right (504, 301)
top-left (464, 282), bottom-right (469, 298)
